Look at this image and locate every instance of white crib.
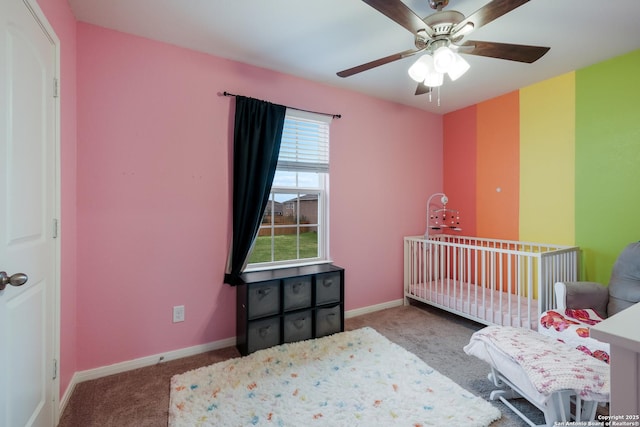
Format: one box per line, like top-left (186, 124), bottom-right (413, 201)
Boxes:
top-left (404, 235), bottom-right (580, 330)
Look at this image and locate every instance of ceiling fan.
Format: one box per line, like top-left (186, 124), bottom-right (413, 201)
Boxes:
top-left (336, 0), bottom-right (550, 95)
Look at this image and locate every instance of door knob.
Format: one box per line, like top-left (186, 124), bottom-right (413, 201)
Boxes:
top-left (0, 271), bottom-right (28, 291)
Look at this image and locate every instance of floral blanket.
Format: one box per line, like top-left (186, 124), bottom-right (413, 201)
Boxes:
top-left (465, 326), bottom-right (609, 402)
top-left (539, 309), bottom-right (610, 363)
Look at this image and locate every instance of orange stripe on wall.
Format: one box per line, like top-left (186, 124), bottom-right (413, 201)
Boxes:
top-left (476, 91), bottom-right (520, 240)
top-left (443, 105), bottom-right (477, 237)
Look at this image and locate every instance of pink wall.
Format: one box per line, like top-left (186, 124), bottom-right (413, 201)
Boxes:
top-left (75, 23), bottom-right (442, 371)
top-left (36, 0), bottom-right (78, 398)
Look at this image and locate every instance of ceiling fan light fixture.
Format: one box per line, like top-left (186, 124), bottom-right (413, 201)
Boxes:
top-left (408, 54), bottom-right (445, 88)
top-left (433, 46), bottom-right (456, 73)
top-left (423, 70), bottom-right (444, 87)
top-left (447, 52), bottom-right (470, 81)
top-left (408, 54), bottom-right (435, 83)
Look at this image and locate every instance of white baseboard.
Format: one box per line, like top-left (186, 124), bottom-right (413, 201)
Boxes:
top-left (58, 299), bottom-right (402, 414)
top-left (345, 299), bottom-right (403, 318)
top-left (58, 336), bottom-right (235, 414)
top-left (59, 372), bottom-right (79, 415)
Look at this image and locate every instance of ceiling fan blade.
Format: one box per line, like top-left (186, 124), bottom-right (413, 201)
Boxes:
top-left (452, 0), bottom-right (529, 35)
top-left (337, 48), bottom-right (421, 78)
top-left (415, 83), bottom-right (432, 95)
top-left (460, 40), bottom-right (550, 63)
top-left (362, 0), bottom-right (431, 35)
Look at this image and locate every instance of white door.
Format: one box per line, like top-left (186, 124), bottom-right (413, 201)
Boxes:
top-left (0, 1), bottom-right (59, 426)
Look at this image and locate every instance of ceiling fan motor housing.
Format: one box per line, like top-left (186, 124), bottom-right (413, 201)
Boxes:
top-left (424, 10), bottom-right (465, 35)
top-left (415, 10), bottom-right (465, 51)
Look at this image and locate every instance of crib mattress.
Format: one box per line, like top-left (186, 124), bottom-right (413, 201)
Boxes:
top-left (407, 280), bottom-right (539, 329)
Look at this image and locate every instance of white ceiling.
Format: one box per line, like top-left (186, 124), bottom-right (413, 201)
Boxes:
top-left (68, 0), bottom-right (640, 114)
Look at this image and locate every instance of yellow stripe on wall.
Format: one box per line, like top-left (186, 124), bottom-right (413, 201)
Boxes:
top-left (519, 72), bottom-right (575, 245)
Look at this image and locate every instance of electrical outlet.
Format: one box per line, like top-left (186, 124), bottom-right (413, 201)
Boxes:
top-left (173, 305), bottom-right (185, 323)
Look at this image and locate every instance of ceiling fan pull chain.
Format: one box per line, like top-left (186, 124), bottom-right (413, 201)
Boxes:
top-left (437, 86), bottom-right (441, 107)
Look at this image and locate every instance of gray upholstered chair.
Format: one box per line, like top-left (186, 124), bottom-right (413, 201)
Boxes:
top-left (539, 241), bottom-right (640, 363)
top-left (555, 241), bottom-right (640, 318)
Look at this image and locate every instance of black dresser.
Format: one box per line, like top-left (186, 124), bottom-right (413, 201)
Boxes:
top-left (235, 264), bottom-right (344, 355)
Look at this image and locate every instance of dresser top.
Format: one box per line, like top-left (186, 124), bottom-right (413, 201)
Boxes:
top-left (239, 264), bottom-right (343, 284)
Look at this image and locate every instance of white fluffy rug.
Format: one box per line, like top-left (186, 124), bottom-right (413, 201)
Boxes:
top-left (169, 327), bottom-right (501, 426)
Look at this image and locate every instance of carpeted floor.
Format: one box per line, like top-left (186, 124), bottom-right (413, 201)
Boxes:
top-left (58, 302), bottom-right (546, 426)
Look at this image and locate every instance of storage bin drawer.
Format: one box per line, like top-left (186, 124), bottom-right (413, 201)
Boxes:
top-left (247, 281), bottom-right (280, 319)
top-left (283, 277), bottom-right (312, 311)
top-left (315, 272), bottom-right (341, 305)
top-left (315, 304), bottom-right (342, 338)
top-left (283, 310), bottom-right (312, 343)
top-left (247, 317), bottom-right (281, 354)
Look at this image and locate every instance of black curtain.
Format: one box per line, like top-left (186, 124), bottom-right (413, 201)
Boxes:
top-left (224, 96), bottom-right (286, 285)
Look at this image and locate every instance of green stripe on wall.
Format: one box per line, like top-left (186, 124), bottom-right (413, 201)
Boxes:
top-left (519, 72), bottom-right (575, 245)
top-left (575, 49), bottom-right (640, 284)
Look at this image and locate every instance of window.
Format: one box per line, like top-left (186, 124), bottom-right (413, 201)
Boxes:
top-left (247, 109), bottom-right (331, 268)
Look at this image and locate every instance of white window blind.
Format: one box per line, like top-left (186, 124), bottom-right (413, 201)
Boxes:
top-left (277, 109), bottom-right (331, 173)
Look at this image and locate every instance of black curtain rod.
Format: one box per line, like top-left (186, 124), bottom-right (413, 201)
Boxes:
top-left (222, 91), bottom-right (341, 119)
